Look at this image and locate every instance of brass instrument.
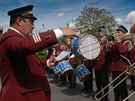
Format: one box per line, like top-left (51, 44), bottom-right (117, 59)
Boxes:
top-left (106, 34), bottom-right (135, 44)
top-left (99, 35), bottom-right (115, 47)
top-left (115, 34), bottom-right (135, 42)
top-left (106, 34), bottom-right (116, 45)
top-left (123, 91), bottom-right (135, 101)
top-left (95, 66), bottom-right (135, 101)
top-left (98, 34), bottom-right (135, 46)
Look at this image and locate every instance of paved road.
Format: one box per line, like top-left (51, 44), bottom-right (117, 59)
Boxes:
top-left (48, 74), bottom-right (135, 101)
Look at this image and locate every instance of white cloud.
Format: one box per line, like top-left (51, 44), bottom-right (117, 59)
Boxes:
top-left (68, 22), bottom-right (76, 28)
top-left (57, 12), bottom-right (64, 17)
top-left (124, 11), bottom-right (135, 25)
top-left (115, 17), bottom-right (122, 25)
top-left (115, 11), bottom-right (135, 31)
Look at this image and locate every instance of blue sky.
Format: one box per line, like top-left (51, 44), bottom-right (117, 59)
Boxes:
top-left (0, 0), bottom-right (135, 33)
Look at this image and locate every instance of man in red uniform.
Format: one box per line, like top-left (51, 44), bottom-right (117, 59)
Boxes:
top-left (53, 44), bottom-right (68, 85)
top-left (0, 28), bottom-right (3, 36)
top-left (94, 26), bottom-right (110, 101)
top-left (129, 24), bottom-right (135, 91)
top-left (67, 37), bottom-right (79, 89)
top-left (130, 24), bottom-right (135, 34)
top-left (0, 28), bottom-right (3, 93)
top-left (82, 59), bottom-right (94, 93)
top-left (0, 5), bottom-right (78, 101)
top-left (108, 25), bottom-right (131, 101)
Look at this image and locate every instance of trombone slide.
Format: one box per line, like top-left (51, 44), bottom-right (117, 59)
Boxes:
top-left (95, 69), bottom-right (129, 101)
top-left (123, 92), bottom-right (135, 101)
top-left (95, 66), bottom-right (135, 101)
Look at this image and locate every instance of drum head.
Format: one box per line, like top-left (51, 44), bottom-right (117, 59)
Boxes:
top-left (79, 34), bottom-right (100, 60)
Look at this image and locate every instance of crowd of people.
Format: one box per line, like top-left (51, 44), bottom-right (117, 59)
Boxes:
top-left (0, 4), bottom-right (135, 101)
top-left (46, 24), bottom-right (135, 101)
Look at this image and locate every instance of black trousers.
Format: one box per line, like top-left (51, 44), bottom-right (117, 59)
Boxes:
top-left (67, 62), bottom-right (77, 86)
top-left (83, 67), bottom-right (93, 90)
top-left (60, 74), bottom-right (67, 83)
top-left (95, 69), bottom-right (109, 101)
top-left (130, 75), bottom-right (135, 90)
top-left (112, 71), bottom-right (128, 101)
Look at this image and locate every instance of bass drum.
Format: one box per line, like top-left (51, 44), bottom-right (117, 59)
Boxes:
top-left (72, 34), bottom-right (100, 60)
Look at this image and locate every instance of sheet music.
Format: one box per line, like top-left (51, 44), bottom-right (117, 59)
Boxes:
top-left (56, 51), bottom-right (71, 61)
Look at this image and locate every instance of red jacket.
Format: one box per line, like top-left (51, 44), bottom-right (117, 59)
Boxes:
top-left (109, 41), bottom-right (130, 72)
top-left (94, 50), bottom-right (106, 70)
top-left (53, 44), bottom-right (61, 56)
top-left (130, 45), bottom-right (135, 64)
top-left (83, 59), bottom-right (95, 68)
top-left (0, 29), bottom-right (58, 101)
top-left (0, 45), bottom-right (6, 73)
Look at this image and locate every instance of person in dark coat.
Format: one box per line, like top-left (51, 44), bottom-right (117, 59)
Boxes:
top-left (0, 5), bottom-right (78, 101)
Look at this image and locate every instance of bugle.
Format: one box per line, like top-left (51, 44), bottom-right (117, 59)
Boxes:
top-left (95, 66), bottom-right (135, 101)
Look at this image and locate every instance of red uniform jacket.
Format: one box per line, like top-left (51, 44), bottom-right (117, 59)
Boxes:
top-left (94, 50), bottom-right (107, 70)
top-left (83, 59), bottom-right (95, 68)
top-left (0, 29), bottom-right (58, 101)
top-left (109, 41), bottom-right (130, 72)
top-left (130, 45), bottom-right (135, 64)
top-left (0, 45), bottom-right (6, 73)
top-left (53, 44), bottom-right (61, 56)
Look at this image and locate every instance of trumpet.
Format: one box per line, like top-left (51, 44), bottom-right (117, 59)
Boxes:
top-left (95, 66), bottom-right (135, 101)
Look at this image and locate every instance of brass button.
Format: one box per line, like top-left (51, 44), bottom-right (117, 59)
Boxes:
top-left (45, 36), bottom-right (48, 39)
top-left (38, 62), bottom-right (41, 65)
top-left (48, 35), bottom-right (51, 38)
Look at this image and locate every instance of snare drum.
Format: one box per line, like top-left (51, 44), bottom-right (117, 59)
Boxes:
top-left (52, 65), bottom-right (61, 74)
top-left (72, 34), bottom-right (100, 60)
top-left (59, 61), bottom-right (73, 76)
top-left (74, 64), bottom-right (91, 82)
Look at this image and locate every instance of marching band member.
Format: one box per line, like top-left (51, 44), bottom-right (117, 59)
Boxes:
top-left (108, 25), bottom-right (131, 101)
top-left (81, 59), bottom-right (94, 93)
top-left (129, 24), bottom-right (135, 91)
top-left (67, 37), bottom-right (79, 89)
top-left (53, 44), bottom-right (68, 85)
top-left (130, 24), bottom-right (135, 35)
top-left (0, 28), bottom-right (3, 94)
top-left (0, 5), bottom-right (78, 101)
top-left (0, 28), bottom-right (3, 36)
top-left (94, 26), bottom-right (110, 101)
